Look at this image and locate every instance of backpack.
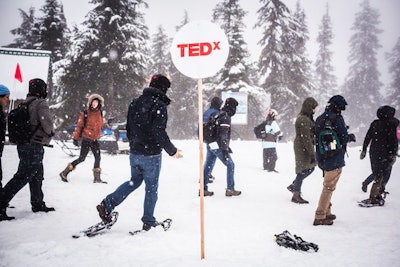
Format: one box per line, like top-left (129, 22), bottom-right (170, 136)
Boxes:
top-left (8, 99), bottom-right (36, 144)
top-left (203, 113), bottom-right (221, 144)
top-left (317, 118), bottom-right (342, 158)
top-left (254, 121), bottom-right (267, 139)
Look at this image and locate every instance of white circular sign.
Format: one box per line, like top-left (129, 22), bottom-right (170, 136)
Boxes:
top-left (170, 20), bottom-right (229, 79)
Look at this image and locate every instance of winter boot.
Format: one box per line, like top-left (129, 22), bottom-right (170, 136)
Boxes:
top-left (59, 163), bottom-right (74, 182)
top-left (0, 207), bottom-right (15, 221)
top-left (32, 204), bottom-right (55, 213)
top-left (313, 218), bottom-right (334, 226)
top-left (287, 183), bottom-right (295, 192)
top-left (225, 189), bottom-right (242, 197)
top-left (93, 168), bottom-right (107, 184)
top-left (291, 191), bottom-right (309, 204)
top-left (96, 201), bottom-right (111, 223)
top-left (361, 181), bottom-right (368, 193)
top-left (199, 190), bottom-right (214, 197)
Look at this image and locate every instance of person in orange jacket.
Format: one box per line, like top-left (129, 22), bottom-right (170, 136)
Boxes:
top-left (59, 94), bottom-right (106, 183)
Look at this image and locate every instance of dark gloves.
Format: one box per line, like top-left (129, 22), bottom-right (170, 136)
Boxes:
top-left (222, 150), bottom-right (229, 163)
top-left (388, 155), bottom-right (397, 166)
top-left (73, 139), bottom-right (79, 147)
top-left (360, 150), bottom-right (366, 160)
top-left (348, 133), bottom-right (356, 142)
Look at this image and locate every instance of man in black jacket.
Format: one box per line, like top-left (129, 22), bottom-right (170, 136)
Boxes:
top-left (0, 84), bottom-right (10, 190)
top-left (203, 97), bottom-right (241, 197)
top-left (97, 74), bottom-right (183, 230)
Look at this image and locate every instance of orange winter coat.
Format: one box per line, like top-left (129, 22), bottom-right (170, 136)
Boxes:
top-left (73, 109), bottom-right (104, 141)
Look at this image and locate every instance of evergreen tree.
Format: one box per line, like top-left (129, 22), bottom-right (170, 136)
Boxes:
top-left (8, 7), bottom-right (40, 49)
top-left (54, 0), bottom-right (150, 129)
top-left (385, 37), bottom-right (400, 110)
top-left (211, 0), bottom-right (267, 139)
top-left (342, 0), bottom-right (383, 136)
top-left (147, 25), bottom-right (171, 75)
top-left (314, 4), bottom-right (337, 105)
top-left (38, 0), bottom-right (69, 101)
top-left (255, 0), bottom-right (311, 140)
top-left (168, 11), bottom-right (198, 139)
top-left (38, 0), bottom-right (69, 62)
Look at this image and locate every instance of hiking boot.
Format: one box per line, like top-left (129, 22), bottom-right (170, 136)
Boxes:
top-left (199, 190), bottom-right (214, 197)
top-left (361, 181), bottom-right (368, 193)
top-left (225, 189), bottom-right (241, 197)
top-left (326, 214), bottom-right (336, 220)
top-left (313, 218), bottom-right (334, 226)
top-left (60, 163), bottom-right (74, 182)
top-left (142, 223), bottom-right (159, 231)
top-left (0, 207), bottom-right (15, 221)
top-left (291, 192), bottom-right (309, 204)
top-left (32, 204), bottom-right (55, 213)
top-left (96, 201), bottom-right (111, 223)
top-left (93, 168), bottom-right (107, 184)
top-left (287, 183), bottom-right (295, 192)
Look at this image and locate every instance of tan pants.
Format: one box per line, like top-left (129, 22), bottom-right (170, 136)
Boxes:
top-left (315, 168), bottom-right (342, 220)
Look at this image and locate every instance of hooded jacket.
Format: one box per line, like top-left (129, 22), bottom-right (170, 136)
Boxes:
top-left (315, 103), bottom-right (350, 171)
top-left (294, 97), bottom-right (318, 174)
top-left (362, 105), bottom-right (399, 174)
top-left (73, 94), bottom-right (104, 141)
top-left (27, 96), bottom-right (54, 146)
top-left (126, 87), bottom-right (177, 156)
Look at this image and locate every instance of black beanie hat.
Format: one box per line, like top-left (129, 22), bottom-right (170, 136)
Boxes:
top-left (29, 78), bottom-right (47, 98)
top-left (222, 97), bottom-right (239, 116)
top-left (150, 74), bottom-right (171, 93)
top-left (210, 96), bottom-right (223, 109)
top-left (328, 95), bottom-right (347, 110)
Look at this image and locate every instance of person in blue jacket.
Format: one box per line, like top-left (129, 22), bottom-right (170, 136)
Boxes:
top-left (313, 95), bottom-right (355, 226)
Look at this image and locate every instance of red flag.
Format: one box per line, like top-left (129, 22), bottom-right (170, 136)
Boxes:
top-left (14, 63), bottom-right (23, 83)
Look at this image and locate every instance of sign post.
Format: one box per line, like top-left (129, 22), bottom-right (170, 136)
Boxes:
top-left (170, 20), bottom-right (229, 259)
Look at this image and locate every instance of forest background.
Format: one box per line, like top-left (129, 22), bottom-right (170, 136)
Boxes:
top-left (0, 0), bottom-right (399, 142)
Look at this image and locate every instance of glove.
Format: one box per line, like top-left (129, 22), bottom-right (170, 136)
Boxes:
top-left (73, 139), bottom-right (79, 147)
top-left (348, 133), bottom-right (356, 142)
top-left (360, 150), bottom-right (366, 160)
top-left (388, 155), bottom-right (397, 166)
top-left (222, 150), bottom-right (229, 163)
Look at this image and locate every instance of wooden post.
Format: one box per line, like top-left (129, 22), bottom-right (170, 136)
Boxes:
top-left (198, 78), bottom-right (205, 259)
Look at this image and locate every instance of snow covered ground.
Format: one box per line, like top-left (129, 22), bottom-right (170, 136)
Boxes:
top-left (0, 140), bottom-right (399, 267)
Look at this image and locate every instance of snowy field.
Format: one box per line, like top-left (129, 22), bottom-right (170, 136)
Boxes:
top-left (0, 140), bottom-right (399, 267)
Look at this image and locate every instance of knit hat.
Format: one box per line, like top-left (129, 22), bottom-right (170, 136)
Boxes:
top-left (0, 84), bottom-right (10, 96)
top-left (222, 97), bottom-right (238, 117)
top-left (149, 74), bottom-right (171, 93)
top-left (29, 78), bottom-right (47, 98)
top-left (210, 96), bottom-right (223, 109)
top-left (328, 95), bottom-right (347, 110)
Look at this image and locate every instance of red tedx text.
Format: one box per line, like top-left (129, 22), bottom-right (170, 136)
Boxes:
top-left (176, 42), bottom-right (221, 57)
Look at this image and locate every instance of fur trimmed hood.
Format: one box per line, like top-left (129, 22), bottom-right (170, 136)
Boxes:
top-left (87, 93), bottom-right (104, 107)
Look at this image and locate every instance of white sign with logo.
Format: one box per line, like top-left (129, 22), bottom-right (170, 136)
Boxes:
top-left (170, 20), bottom-right (229, 79)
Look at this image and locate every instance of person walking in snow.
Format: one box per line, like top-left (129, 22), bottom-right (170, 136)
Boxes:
top-left (261, 108), bottom-right (282, 172)
top-left (202, 96), bottom-right (223, 187)
top-left (59, 94), bottom-right (106, 183)
top-left (202, 97), bottom-right (241, 197)
top-left (360, 105), bottom-right (399, 205)
top-left (0, 84), bottom-right (10, 190)
top-left (313, 95), bottom-right (356, 226)
top-left (0, 79), bottom-right (55, 221)
top-left (287, 97), bottom-right (318, 204)
top-left (96, 74), bottom-right (183, 231)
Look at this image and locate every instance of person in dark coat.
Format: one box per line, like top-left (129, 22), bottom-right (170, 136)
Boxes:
top-left (313, 95), bottom-right (355, 226)
top-left (96, 74), bottom-right (183, 230)
top-left (287, 97), bottom-right (318, 204)
top-left (0, 79), bottom-right (55, 221)
top-left (360, 105), bottom-right (399, 204)
top-left (0, 84), bottom-right (10, 190)
top-left (203, 97), bottom-right (241, 197)
top-left (202, 96), bottom-right (223, 189)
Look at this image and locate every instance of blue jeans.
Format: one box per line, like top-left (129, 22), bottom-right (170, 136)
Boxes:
top-left (103, 153), bottom-right (161, 226)
top-left (293, 167), bottom-right (315, 192)
top-left (203, 145), bottom-right (235, 190)
top-left (0, 144), bottom-right (45, 208)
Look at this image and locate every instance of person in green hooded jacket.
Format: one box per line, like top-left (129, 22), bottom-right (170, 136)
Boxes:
top-left (287, 97), bottom-right (318, 204)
